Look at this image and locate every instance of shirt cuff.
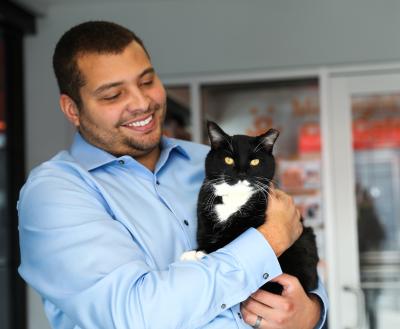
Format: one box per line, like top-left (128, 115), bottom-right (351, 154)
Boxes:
top-left (309, 278), bottom-right (329, 329)
top-left (220, 227), bottom-right (283, 291)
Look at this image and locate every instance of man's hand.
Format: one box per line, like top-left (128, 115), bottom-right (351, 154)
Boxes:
top-left (241, 274), bottom-right (321, 329)
top-left (257, 188), bottom-right (303, 256)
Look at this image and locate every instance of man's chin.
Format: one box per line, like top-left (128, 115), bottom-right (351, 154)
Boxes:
top-left (125, 135), bottom-right (162, 154)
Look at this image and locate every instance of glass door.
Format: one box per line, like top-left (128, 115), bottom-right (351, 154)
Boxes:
top-left (328, 71), bottom-right (400, 329)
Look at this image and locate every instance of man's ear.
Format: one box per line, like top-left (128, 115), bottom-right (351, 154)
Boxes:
top-left (59, 94), bottom-right (80, 127)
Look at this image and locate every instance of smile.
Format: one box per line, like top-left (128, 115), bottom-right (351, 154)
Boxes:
top-left (125, 115), bottom-right (153, 127)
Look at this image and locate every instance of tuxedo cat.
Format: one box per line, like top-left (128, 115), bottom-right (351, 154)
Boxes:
top-left (183, 121), bottom-right (319, 294)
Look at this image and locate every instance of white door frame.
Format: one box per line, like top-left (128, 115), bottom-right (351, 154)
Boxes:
top-left (325, 69), bottom-right (400, 329)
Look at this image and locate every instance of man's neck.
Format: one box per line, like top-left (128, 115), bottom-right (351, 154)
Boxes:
top-left (135, 146), bottom-right (161, 172)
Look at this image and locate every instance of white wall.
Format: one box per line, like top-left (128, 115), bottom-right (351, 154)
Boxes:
top-left (22, 0), bottom-right (400, 328)
top-left (24, 0), bottom-right (400, 169)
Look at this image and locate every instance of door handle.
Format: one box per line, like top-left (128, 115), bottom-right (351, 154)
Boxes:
top-left (343, 285), bottom-right (367, 329)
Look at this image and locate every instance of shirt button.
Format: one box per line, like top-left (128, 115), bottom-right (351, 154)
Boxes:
top-left (183, 220), bottom-right (189, 226)
top-left (221, 304), bottom-right (226, 309)
top-left (263, 273), bottom-right (269, 280)
top-left (118, 159), bottom-right (125, 165)
top-left (156, 180), bottom-right (160, 185)
top-left (237, 312), bottom-right (242, 319)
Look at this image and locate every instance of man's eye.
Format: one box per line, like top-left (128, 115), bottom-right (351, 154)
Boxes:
top-left (141, 80), bottom-right (153, 86)
top-left (103, 93), bottom-right (121, 101)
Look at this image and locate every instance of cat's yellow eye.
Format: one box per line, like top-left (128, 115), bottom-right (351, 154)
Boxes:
top-left (224, 157), bottom-right (234, 165)
top-left (250, 159), bottom-right (260, 166)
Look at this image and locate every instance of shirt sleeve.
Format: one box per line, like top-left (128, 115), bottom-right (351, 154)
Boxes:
top-left (18, 167), bottom-right (282, 329)
top-left (309, 278), bottom-right (329, 329)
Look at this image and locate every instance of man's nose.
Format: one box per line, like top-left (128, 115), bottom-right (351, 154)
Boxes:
top-left (127, 88), bottom-right (150, 111)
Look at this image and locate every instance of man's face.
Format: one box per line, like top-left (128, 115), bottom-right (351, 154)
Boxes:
top-left (74, 41), bottom-right (167, 158)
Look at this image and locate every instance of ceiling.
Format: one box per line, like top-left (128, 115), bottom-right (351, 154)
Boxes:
top-left (13, 0), bottom-right (179, 14)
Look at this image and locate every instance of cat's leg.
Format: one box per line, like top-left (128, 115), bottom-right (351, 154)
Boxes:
top-left (180, 250), bottom-right (207, 261)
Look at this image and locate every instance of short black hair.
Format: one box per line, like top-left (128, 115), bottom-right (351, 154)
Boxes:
top-left (52, 21), bottom-right (149, 109)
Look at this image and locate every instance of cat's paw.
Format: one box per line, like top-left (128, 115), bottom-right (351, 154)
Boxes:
top-left (180, 250), bottom-right (198, 261)
top-left (180, 250), bottom-right (207, 261)
top-left (195, 251), bottom-right (207, 260)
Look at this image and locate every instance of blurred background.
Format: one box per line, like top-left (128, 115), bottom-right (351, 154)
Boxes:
top-left (1, 0), bottom-right (400, 328)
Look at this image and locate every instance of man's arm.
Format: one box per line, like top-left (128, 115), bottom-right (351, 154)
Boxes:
top-left (18, 167), bottom-right (286, 329)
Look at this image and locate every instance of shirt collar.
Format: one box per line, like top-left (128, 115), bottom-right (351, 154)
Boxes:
top-left (70, 132), bottom-right (190, 171)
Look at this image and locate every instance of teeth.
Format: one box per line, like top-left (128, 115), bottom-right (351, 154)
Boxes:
top-left (127, 115), bottom-right (152, 127)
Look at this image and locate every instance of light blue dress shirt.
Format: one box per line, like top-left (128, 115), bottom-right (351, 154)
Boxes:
top-left (18, 133), bottom-right (327, 329)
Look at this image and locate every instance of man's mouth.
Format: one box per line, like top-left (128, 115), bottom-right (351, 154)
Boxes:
top-left (122, 114), bottom-right (155, 132)
top-left (126, 115), bottom-right (153, 127)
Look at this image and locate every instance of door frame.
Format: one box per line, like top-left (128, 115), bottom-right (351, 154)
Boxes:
top-left (324, 67), bottom-right (400, 329)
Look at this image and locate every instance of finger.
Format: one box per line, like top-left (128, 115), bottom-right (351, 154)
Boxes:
top-left (241, 303), bottom-right (267, 329)
top-left (270, 273), bottom-right (294, 286)
top-left (242, 299), bottom-right (280, 328)
top-left (270, 273), bottom-right (301, 294)
top-left (243, 295), bottom-right (271, 318)
top-left (249, 289), bottom-right (286, 310)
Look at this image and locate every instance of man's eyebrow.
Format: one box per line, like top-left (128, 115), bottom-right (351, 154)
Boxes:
top-left (93, 67), bottom-right (155, 95)
top-left (93, 82), bottom-right (124, 96)
top-left (140, 67), bottom-right (155, 78)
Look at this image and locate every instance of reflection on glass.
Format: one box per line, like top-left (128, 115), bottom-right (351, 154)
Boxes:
top-left (353, 93), bottom-right (400, 329)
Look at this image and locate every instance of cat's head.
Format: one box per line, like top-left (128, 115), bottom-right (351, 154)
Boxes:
top-left (204, 121), bottom-right (279, 186)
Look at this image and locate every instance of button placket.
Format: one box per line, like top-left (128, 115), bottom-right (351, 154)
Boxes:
top-left (152, 176), bottom-right (193, 249)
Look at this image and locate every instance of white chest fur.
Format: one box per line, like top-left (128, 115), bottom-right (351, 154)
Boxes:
top-left (213, 180), bottom-right (255, 222)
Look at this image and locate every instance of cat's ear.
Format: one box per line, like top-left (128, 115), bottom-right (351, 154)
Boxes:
top-left (207, 121), bottom-right (230, 149)
top-left (258, 128), bottom-right (279, 152)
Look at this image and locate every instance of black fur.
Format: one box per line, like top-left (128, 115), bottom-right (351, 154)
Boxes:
top-left (197, 121), bottom-right (319, 294)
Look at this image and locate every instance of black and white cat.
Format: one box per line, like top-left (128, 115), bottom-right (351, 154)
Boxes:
top-left (182, 121), bottom-right (319, 294)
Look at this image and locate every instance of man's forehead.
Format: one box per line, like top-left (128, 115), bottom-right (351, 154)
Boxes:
top-left (76, 43), bottom-right (152, 89)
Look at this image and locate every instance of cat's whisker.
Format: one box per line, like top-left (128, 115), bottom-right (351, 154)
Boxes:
top-left (203, 193), bottom-right (218, 210)
top-left (253, 176), bottom-right (277, 185)
top-left (203, 177), bottom-right (227, 189)
top-left (254, 186), bottom-right (269, 199)
top-left (253, 182), bottom-right (275, 201)
top-left (253, 177), bottom-right (280, 190)
top-left (252, 179), bottom-right (271, 190)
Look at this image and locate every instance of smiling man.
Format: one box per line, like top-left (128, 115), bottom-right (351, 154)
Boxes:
top-left (17, 21), bottom-right (327, 329)
top-left (56, 31), bottom-right (167, 170)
